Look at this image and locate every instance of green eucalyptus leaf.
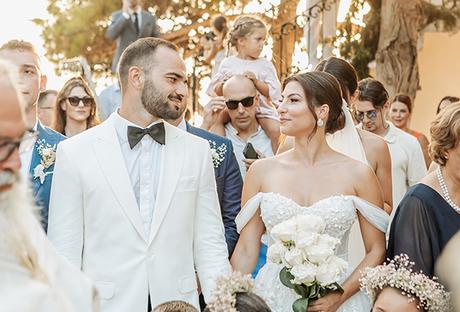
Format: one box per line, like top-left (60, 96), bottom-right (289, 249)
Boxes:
top-left (292, 298), bottom-right (309, 312)
top-left (294, 284), bottom-right (309, 298)
top-left (279, 267), bottom-right (295, 289)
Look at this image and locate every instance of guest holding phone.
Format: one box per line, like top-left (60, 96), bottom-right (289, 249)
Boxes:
top-left (202, 75), bottom-right (276, 277)
top-left (202, 75), bottom-right (275, 178)
top-left (52, 77), bottom-right (100, 137)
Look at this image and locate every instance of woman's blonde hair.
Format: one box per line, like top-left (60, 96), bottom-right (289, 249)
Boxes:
top-left (52, 76), bottom-right (99, 135)
top-left (227, 15), bottom-right (267, 51)
top-left (430, 102), bottom-right (460, 166)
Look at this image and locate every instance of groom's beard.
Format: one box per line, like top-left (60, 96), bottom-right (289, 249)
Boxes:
top-left (0, 174), bottom-right (44, 278)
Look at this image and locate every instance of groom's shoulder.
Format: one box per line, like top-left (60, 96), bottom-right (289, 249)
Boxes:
top-left (58, 122), bottom-right (109, 151)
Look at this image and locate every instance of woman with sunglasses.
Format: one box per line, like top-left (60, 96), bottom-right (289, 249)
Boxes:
top-left (52, 77), bottom-right (99, 137)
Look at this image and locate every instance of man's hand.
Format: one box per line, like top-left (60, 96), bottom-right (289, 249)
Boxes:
top-left (201, 96), bottom-right (227, 130)
top-left (122, 1), bottom-right (131, 13)
top-left (242, 150), bottom-right (265, 171)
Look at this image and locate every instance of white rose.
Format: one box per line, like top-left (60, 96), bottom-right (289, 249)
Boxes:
top-left (295, 231), bottom-right (319, 250)
top-left (305, 235), bottom-right (338, 263)
top-left (316, 257), bottom-right (348, 286)
top-left (284, 247), bottom-right (304, 267)
top-left (271, 218), bottom-right (297, 242)
top-left (267, 242), bottom-right (286, 264)
top-left (290, 262), bottom-right (317, 285)
top-left (295, 214), bottom-right (325, 233)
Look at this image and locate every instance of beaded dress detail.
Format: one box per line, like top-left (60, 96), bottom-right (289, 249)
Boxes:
top-left (236, 192), bottom-right (389, 312)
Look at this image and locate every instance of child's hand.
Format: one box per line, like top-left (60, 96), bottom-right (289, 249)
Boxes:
top-left (243, 71), bottom-right (257, 82)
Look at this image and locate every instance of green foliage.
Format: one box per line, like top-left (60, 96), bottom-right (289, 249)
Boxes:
top-left (335, 0), bottom-right (381, 79)
top-left (335, 0), bottom-right (459, 80)
top-left (37, 0), bottom-right (251, 75)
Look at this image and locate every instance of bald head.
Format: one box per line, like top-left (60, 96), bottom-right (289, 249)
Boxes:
top-left (222, 75), bottom-right (257, 99)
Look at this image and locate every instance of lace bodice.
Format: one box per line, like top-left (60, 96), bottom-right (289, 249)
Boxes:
top-left (260, 192), bottom-right (358, 259)
top-left (235, 192), bottom-right (390, 312)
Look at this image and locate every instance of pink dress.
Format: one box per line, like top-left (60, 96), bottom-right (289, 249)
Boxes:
top-left (207, 56), bottom-right (281, 120)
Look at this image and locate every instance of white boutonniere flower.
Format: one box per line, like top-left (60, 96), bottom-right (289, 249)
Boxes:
top-left (209, 141), bottom-right (227, 169)
top-left (33, 139), bottom-right (57, 184)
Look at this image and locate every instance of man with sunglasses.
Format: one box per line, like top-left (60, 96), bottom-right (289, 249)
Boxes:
top-left (203, 75), bottom-right (274, 178)
top-left (355, 78), bottom-right (426, 213)
top-left (0, 60), bottom-right (97, 311)
top-left (0, 40), bottom-right (65, 232)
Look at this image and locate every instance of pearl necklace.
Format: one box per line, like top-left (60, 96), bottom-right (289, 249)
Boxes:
top-left (436, 167), bottom-right (460, 214)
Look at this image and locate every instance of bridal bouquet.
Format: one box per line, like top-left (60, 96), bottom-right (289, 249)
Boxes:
top-left (267, 214), bottom-right (348, 312)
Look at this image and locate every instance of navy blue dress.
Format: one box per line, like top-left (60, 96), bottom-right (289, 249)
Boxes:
top-left (387, 183), bottom-right (460, 277)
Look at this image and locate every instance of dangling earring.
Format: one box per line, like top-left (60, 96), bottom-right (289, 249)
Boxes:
top-left (317, 118), bottom-right (324, 127)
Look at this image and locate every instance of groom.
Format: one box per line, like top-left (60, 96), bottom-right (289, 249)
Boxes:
top-left (48, 38), bottom-right (230, 311)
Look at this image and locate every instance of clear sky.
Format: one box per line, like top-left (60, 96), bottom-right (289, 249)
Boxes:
top-left (0, 0), bottom-right (68, 90)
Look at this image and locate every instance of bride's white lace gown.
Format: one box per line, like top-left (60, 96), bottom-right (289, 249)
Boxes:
top-left (236, 192), bottom-right (389, 312)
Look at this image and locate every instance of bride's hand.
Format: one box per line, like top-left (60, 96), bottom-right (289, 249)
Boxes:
top-left (307, 292), bottom-right (342, 312)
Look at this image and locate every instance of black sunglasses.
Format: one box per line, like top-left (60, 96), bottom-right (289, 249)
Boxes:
top-left (354, 109), bottom-right (379, 122)
top-left (0, 129), bottom-right (38, 162)
top-left (67, 96), bottom-right (94, 107)
top-left (225, 96), bottom-right (255, 110)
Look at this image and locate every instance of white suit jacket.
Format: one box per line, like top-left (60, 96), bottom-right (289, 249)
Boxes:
top-left (48, 115), bottom-right (230, 311)
top-left (0, 213), bottom-right (95, 312)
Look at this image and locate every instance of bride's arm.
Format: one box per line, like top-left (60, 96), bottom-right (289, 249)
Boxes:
top-left (230, 162), bottom-right (266, 274)
top-left (340, 165), bottom-right (386, 305)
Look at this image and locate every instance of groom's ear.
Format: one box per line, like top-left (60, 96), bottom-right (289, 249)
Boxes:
top-left (128, 66), bottom-right (144, 90)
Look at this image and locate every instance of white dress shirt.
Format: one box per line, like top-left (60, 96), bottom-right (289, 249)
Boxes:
top-left (122, 7), bottom-right (142, 31)
top-left (20, 122), bottom-right (38, 178)
top-left (111, 112), bottom-right (163, 236)
top-left (384, 123), bottom-right (427, 216)
top-left (224, 123), bottom-right (274, 178)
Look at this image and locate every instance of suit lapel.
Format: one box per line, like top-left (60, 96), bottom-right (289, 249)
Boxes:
top-left (92, 117), bottom-right (147, 242)
top-left (148, 123), bottom-right (184, 244)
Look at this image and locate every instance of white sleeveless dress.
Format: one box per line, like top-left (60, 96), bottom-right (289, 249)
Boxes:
top-left (236, 192), bottom-right (389, 312)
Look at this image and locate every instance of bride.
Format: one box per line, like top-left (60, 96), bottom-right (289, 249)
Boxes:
top-left (230, 71), bottom-right (389, 312)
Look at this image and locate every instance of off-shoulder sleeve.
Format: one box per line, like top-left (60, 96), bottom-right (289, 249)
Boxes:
top-left (351, 196), bottom-right (390, 233)
top-left (387, 194), bottom-right (439, 277)
top-left (235, 193), bottom-right (264, 233)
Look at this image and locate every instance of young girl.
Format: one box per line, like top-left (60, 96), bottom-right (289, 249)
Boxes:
top-left (206, 15), bottom-right (281, 151)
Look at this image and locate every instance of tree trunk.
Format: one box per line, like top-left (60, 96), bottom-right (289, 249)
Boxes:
top-left (272, 0), bottom-right (300, 81)
top-left (376, 0), bottom-right (426, 100)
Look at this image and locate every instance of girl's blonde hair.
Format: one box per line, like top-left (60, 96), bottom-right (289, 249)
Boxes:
top-left (227, 15), bottom-right (267, 51)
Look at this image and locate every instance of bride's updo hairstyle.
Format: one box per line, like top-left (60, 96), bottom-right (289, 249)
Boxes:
top-left (283, 71), bottom-right (345, 135)
top-left (315, 57), bottom-right (358, 105)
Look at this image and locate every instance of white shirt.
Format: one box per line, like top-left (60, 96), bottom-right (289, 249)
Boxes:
top-left (20, 122), bottom-right (38, 179)
top-left (384, 123), bottom-right (427, 216)
top-left (225, 123), bottom-right (274, 178)
top-left (111, 112), bottom-right (163, 236)
top-left (122, 8), bottom-right (142, 32)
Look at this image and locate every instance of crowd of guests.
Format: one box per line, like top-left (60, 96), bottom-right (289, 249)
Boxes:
top-left (0, 4), bottom-right (460, 312)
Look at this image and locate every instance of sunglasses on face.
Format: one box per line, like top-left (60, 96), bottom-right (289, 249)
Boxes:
top-left (354, 109), bottom-right (379, 122)
top-left (225, 96), bottom-right (255, 110)
top-left (67, 96), bottom-right (94, 107)
top-left (0, 129), bottom-right (38, 162)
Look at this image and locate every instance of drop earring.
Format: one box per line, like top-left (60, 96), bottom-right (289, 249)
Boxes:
top-left (317, 118), bottom-right (324, 127)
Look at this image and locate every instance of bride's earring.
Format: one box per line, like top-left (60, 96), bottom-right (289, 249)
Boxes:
top-left (317, 118), bottom-right (324, 127)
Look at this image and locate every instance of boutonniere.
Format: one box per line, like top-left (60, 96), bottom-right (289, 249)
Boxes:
top-left (33, 139), bottom-right (57, 184)
top-left (209, 140), bottom-right (227, 169)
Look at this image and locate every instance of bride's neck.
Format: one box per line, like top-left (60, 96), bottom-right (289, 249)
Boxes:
top-left (293, 132), bottom-right (330, 165)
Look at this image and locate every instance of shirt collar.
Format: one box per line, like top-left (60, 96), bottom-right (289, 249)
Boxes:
top-left (177, 118), bottom-right (187, 131)
top-left (226, 122), bottom-right (262, 139)
top-left (383, 122), bottom-right (397, 144)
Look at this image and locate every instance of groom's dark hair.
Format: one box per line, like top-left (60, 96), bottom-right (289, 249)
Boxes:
top-left (117, 37), bottom-right (179, 89)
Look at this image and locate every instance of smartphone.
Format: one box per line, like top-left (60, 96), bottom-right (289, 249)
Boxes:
top-left (243, 142), bottom-right (259, 159)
